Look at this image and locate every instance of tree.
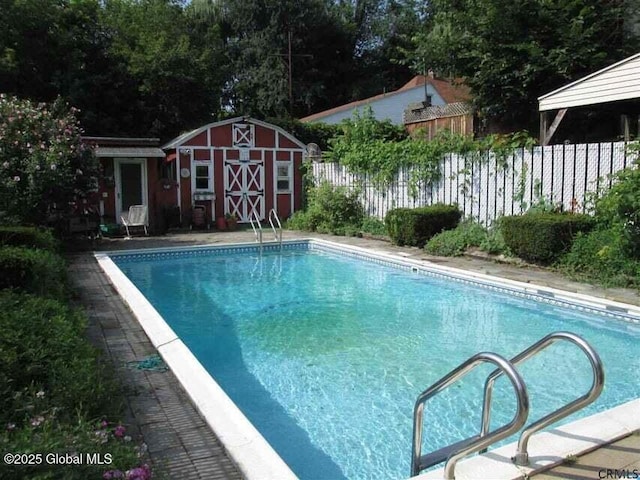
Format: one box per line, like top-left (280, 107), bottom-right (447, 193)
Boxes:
top-left (100, 0), bottom-right (227, 139)
top-left (407, 0), bottom-right (639, 132)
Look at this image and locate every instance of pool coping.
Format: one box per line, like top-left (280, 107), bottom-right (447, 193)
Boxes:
top-left (95, 238), bottom-right (640, 480)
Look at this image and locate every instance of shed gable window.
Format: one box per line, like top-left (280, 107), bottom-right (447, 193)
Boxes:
top-left (233, 123), bottom-right (255, 148)
top-left (195, 164), bottom-right (211, 190)
top-left (276, 162), bottom-right (291, 192)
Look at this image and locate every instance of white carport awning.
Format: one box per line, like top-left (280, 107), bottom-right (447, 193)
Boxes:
top-left (538, 52), bottom-right (640, 112)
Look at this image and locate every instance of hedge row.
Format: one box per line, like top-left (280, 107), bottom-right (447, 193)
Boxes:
top-left (385, 204), bottom-right (461, 247)
top-left (500, 213), bottom-right (596, 263)
top-left (0, 246), bottom-right (67, 299)
top-left (0, 291), bottom-right (118, 426)
top-left (0, 226), bottom-right (142, 479)
top-left (0, 226), bottom-right (59, 252)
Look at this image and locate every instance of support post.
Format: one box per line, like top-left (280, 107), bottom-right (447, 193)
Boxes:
top-left (540, 109), bottom-right (567, 146)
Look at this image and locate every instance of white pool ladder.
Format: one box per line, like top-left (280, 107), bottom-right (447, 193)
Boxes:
top-left (411, 331), bottom-right (604, 479)
top-left (249, 209), bottom-right (283, 252)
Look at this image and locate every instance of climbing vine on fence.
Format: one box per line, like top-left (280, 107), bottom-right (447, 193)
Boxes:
top-left (323, 107), bottom-right (536, 197)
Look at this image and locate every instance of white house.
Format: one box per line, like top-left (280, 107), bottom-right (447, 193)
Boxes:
top-left (300, 74), bottom-right (470, 125)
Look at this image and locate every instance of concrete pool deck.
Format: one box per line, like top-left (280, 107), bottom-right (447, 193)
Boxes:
top-left (68, 229), bottom-right (640, 479)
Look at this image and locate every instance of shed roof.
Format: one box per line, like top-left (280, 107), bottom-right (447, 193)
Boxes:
top-left (538, 52), bottom-right (640, 111)
top-left (299, 76), bottom-right (470, 123)
top-left (162, 116), bottom-right (306, 150)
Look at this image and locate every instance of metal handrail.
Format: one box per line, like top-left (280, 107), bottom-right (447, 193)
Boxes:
top-left (411, 352), bottom-right (529, 479)
top-left (249, 210), bottom-right (263, 250)
top-left (479, 331), bottom-right (604, 466)
top-left (268, 208), bottom-right (282, 245)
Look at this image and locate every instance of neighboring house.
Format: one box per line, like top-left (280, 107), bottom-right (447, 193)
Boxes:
top-left (538, 52), bottom-right (640, 145)
top-left (162, 117), bottom-right (306, 226)
top-left (300, 74), bottom-right (471, 125)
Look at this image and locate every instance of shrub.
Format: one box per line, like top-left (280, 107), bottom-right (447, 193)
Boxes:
top-left (501, 213), bottom-right (596, 263)
top-left (0, 291), bottom-right (119, 426)
top-left (0, 226), bottom-right (59, 251)
top-left (595, 164), bottom-right (640, 257)
top-left (286, 181), bottom-right (364, 235)
top-left (0, 95), bottom-right (99, 225)
top-left (385, 204), bottom-right (461, 247)
top-left (361, 217), bottom-right (387, 236)
top-left (557, 226), bottom-right (640, 287)
top-left (0, 246), bottom-right (67, 299)
top-left (425, 220), bottom-right (487, 256)
top-left (479, 227), bottom-right (511, 255)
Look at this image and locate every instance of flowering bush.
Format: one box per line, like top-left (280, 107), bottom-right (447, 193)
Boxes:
top-left (0, 95), bottom-right (98, 225)
top-left (0, 414), bottom-right (151, 480)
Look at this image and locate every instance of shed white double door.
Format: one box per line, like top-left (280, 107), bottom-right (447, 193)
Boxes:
top-left (224, 152), bottom-right (264, 222)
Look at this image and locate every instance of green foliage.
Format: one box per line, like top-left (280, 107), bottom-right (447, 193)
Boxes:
top-left (425, 220), bottom-right (511, 256)
top-left (385, 204), bottom-right (461, 247)
top-left (425, 220), bottom-right (487, 256)
top-left (408, 0), bottom-right (637, 131)
top-left (102, 0), bottom-right (224, 138)
top-left (0, 95), bottom-right (99, 225)
top-left (361, 217), bottom-right (388, 236)
top-left (0, 232), bottom-right (152, 478)
top-left (0, 247), bottom-right (67, 299)
top-left (326, 108), bottom-right (536, 193)
top-left (0, 292), bottom-right (119, 426)
top-left (501, 213), bottom-right (595, 263)
top-left (0, 226), bottom-right (59, 252)
top-left (286, 181), bottom-right (364, 235)
top-left (557, 226), bottom-right (640, 288)
top-left (0, 417), bottom-right (143, 480)
top-left (266, 117), bottom-right (340, 151)
top-left (479, 227), bottom-right (511, 255)
top-left (326, 108), bottom-right (446, 190)
top-left (595, 163), bottom-right (640, 257)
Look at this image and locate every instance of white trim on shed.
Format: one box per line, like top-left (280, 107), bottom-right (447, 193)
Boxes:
top-left (538, 53), bottom-right (640, 111)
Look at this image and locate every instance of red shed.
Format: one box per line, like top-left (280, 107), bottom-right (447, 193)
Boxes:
top-left (162, 117), bottom-right (306, 225)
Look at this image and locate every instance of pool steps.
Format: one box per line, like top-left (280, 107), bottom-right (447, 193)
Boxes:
top-left (249, 208), bottom-right (283, 253)
top-left (412, 332), bottom-right (605, 479)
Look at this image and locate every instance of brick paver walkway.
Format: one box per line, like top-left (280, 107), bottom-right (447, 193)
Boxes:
top-left (68, 252), bottom-right (243, 480)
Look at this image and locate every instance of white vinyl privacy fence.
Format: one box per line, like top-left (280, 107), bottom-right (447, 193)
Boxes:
top-left (311, 141), bottom-right (637, 226)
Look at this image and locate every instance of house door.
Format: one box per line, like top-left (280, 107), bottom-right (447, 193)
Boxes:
top-left (114, 158), bottom-right (147, 223)
top-left (224, 155), bottom-right (264, 222)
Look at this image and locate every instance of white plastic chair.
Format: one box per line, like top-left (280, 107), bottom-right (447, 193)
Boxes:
top-left (121, 205), bottom-right (148, 239)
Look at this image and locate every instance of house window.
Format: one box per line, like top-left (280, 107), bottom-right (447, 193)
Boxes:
top-left (276, 162), bottom-right (291, 192)
top-left (195, 164), bottom-right (211, 190)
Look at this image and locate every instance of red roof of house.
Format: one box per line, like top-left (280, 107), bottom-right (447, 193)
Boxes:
top-left (299, 76), bottom-right (471, 123)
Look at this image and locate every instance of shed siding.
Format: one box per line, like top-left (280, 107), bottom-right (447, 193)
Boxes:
top-left (540, 54), bottom-right (640, 111)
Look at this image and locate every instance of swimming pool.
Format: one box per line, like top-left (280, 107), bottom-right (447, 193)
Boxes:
top-left (100, 240), bottom-right (640, 480)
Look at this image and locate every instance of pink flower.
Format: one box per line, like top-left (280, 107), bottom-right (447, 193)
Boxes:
top-left (103, 469), bottom-right (124, 479)
top-left (125, 464), bottom-right (151, 480)
top-left (13, 175), bottom-right (20, 182)
top-left (100, 420), bottom-right (109, 428)
top-left (114, 425), bottom-right (126, 438)
top-left (30, 416), bottom-right (44, 427)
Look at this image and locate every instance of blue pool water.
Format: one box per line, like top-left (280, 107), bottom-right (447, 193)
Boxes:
top-left (113, 246), bottom-right (640, 480)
